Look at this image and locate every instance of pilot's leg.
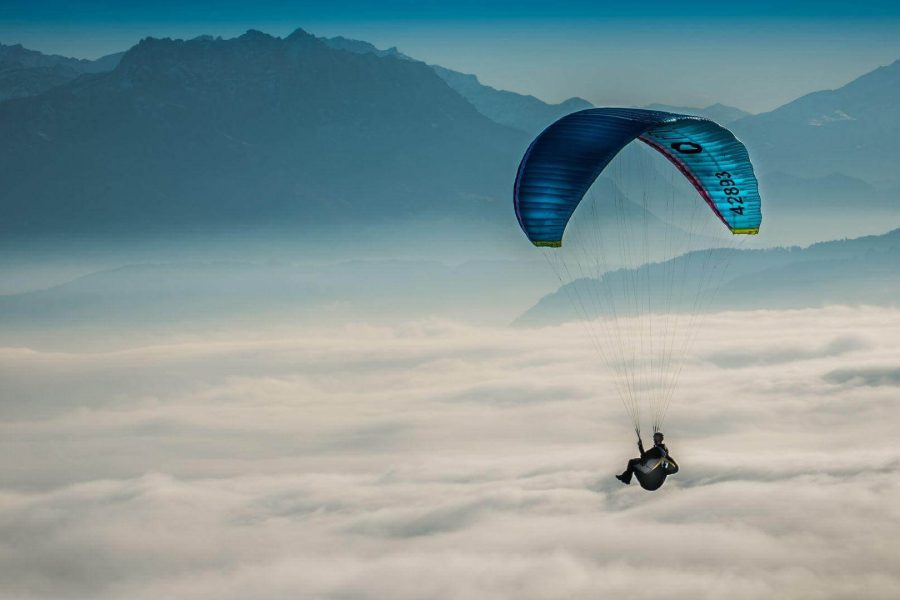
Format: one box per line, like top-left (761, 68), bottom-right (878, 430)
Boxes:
top-left (617, 458), bottom-right (641, 484)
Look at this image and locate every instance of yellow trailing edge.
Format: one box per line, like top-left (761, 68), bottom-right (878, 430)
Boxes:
top-left (532, 240), bottom-right (562, 248)
top-left (731, 228), bottom-right (759, 235)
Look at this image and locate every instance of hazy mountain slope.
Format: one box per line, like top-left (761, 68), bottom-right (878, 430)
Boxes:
top-left (0, 43), bottom-right (122, 100)
top-left (80, 51), bottom-right (125, 73)
top-left (430, 65), bottom-right (592, 135)
top-left (0, 29), bottom-right (528, 238)
top-left (4, 228), bottom-right (895, 337)
top-left (320, 36), bottom-right (411, 60)
top-left (758, 171), bottom-right (900, 244)
top-left (0, 43), bottom-right (84, 100)
top-left (518, 228), bottom-right (900, 324)
top-left (0, 42), bottom-right (92, 72)
top-left (318, 35), bottom-right (592, 135)
top-left (0, 258), bottom-right (556, 333)
top-left (3, 35), bottom-right (897, 253)
top-left (643, 102), bottom-right (751, 124)
top-left (731, 60), bottom-right (900, 186)
top-left (7, 33), bottom-right (592, 138)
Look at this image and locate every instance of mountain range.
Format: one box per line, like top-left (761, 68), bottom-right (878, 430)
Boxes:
top-left (643, 102), bottom-right (751, 124)
top-left (1, 34), bottom-right (593, 137)
top-left (0, 42), bottom-right (121, 101)
top-left (2, 227), bottom-right (898, 340)
top-left (519, 227), bottom-right (900, 325)
top-left (0, 30), bottom-right (525, 241)
top-left (0, 29), bottom-right (897, 251)
top-left (731, 60), bottom-right (900, 187)
top-left (314, 36), bottom-right (594, 135)
top-left (0, 257), bottom-right (556, 340)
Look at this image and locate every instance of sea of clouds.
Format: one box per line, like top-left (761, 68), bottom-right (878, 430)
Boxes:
top-left (2, 305), bottom-right (899, 599)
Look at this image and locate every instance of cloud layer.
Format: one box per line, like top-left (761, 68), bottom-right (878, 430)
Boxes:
top-left (2, 306), bottom-right (900, 599)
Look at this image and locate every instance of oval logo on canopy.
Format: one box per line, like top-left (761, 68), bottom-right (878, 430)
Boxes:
top-left (670, 142), bottom-right (703, 154)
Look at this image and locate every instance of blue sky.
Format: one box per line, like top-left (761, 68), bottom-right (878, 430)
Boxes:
top-left (2, 1), bottom-right (900, 111)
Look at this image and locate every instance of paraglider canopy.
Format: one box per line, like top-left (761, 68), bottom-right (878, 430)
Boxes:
top-left (512, 107), bottom-right (763, 440)
top-left (514, 108), bottom-right (761, 247)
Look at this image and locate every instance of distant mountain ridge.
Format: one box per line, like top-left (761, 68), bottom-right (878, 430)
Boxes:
top-left (0, 257), bottom-right (555, 331)
top-left (2, 34), bottom-right (592, 137)
top-left (0, 42), bottom-right (122, 100)
top-left (1, 33), bottom-right (898, 250)
top-left (0, 29), bottom-right (527, 238)
top-left (518, 227), bottom-right (900, 325)
top-left (643, 102), bottom-right (751, 124)
top-left (2, 228), bottom-right (896, 335)
top-left (731, 59), bottom-right (900, 186)
top-left (319, 36), bottom-right (411, 60)
top-left (317, 35), bottom-right (592, 134)
top-left (428, 65), bottom-right (592, 135)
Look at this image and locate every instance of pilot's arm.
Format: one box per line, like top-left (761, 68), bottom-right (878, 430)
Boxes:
top-left (665, 455), bottom-right (679, 474)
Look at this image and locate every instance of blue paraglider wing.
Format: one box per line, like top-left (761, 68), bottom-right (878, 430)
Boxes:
top-left (513, 108), bottom-right (761, 246)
